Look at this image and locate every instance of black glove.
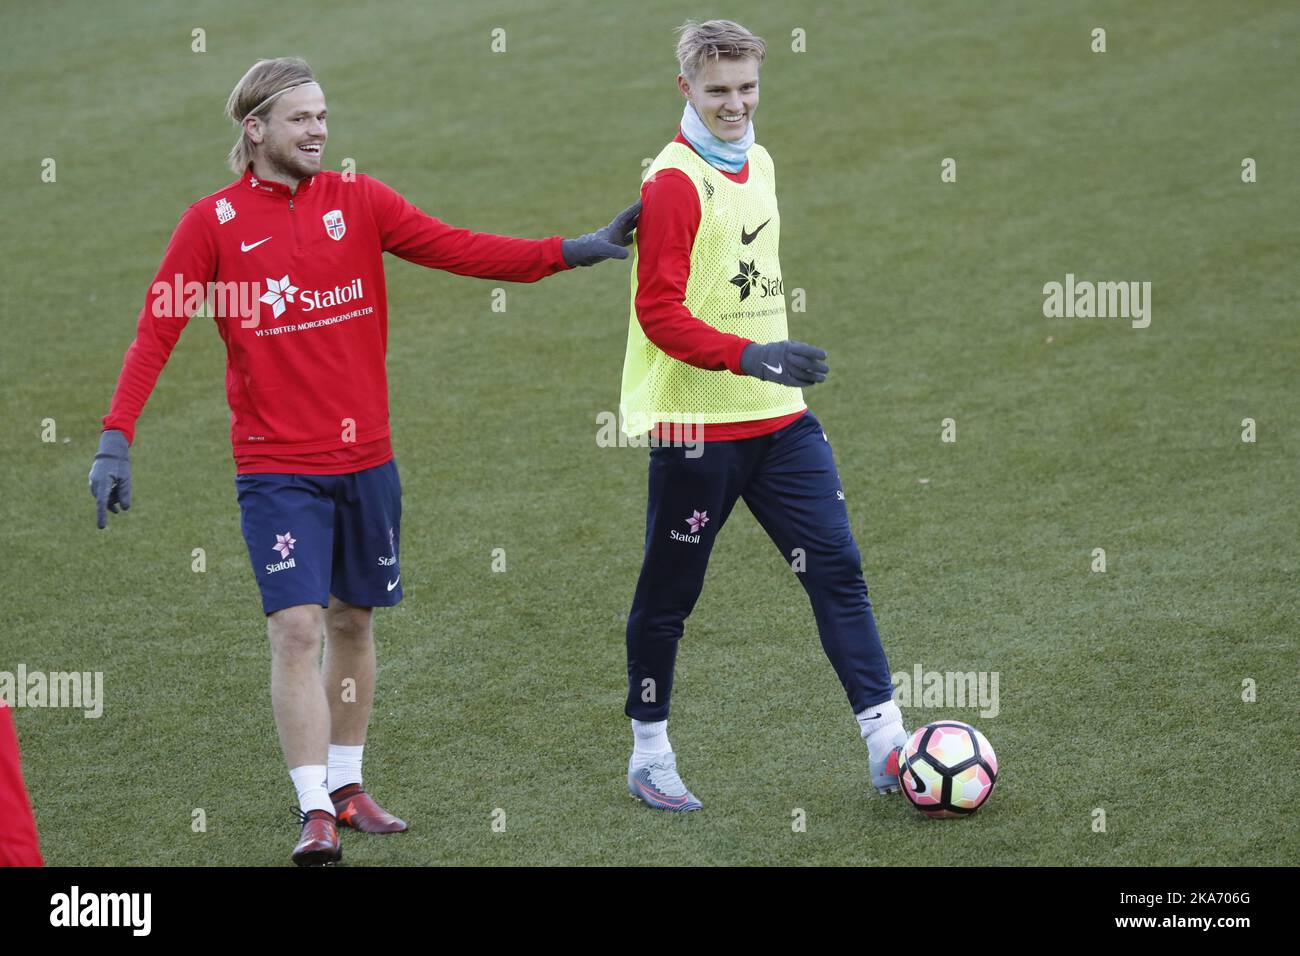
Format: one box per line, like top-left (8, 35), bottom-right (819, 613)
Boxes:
top-left (89, 429), bottom-right (132, 529)
top-left (740, 340), bottom-right (829, 387)
top-left (561, 201), bottom-right (641, 266)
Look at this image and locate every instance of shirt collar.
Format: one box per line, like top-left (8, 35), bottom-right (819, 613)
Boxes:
top-left (242, 163), bottom-right (315, 199)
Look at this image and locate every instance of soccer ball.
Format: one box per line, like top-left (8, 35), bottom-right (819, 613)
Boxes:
top-left (899, 720), bottom-right (998, 818)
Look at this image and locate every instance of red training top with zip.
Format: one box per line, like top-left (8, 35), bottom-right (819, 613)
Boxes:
top-left (101, 167), bottom-right (570, 474)
top-left (634, 132), bottom-right (806, 442)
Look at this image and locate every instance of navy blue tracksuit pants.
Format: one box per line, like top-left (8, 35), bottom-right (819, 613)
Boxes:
top-left (625, 411), bottom-right (894, 721)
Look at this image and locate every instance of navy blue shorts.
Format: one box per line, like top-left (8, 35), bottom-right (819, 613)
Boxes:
top-left (235, 459), bottom-right (403, 615)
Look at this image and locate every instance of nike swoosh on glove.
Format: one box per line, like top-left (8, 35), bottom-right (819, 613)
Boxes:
top-left (739, 340), bottom-right (829, 387)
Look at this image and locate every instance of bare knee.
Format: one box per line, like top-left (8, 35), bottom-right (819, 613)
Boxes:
top-left (326, 596), bottom-right (373, 644)
top-left (268, 604), bottom-right (323, 659)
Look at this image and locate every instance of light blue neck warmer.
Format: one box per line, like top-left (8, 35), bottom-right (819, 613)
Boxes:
top-left (680, 101), bottom-right (753, 173)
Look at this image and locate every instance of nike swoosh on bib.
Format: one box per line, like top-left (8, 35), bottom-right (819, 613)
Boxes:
top-left (241, 237), bottom-right (272, 252)
top-left (740, 219), bottom-right (771, 245)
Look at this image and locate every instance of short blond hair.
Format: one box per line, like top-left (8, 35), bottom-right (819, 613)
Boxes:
top-left (674, 19), bottom-right (766, 81)
top-left (224, 57), bottom-right (317, 174)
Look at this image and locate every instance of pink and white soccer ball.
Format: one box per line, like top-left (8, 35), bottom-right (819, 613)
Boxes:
top-left (899, 720), bottom-right (998, 818)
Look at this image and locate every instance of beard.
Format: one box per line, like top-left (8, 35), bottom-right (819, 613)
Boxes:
top-left (263, 138), bottom-right (321, 181)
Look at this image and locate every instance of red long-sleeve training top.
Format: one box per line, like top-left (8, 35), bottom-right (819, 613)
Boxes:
top-left (0, 704), bottom-right (43, 867)
top-left (102, 167), bottom-right (570, 474)
top-left (635, 132), bottom-right (806, 441)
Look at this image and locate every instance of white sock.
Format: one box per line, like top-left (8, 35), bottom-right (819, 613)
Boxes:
top-left (289, 764), bottom-right (334, 816)
top-left (327, 744), bottom-right (364, 793)
top-left (631, 719), bottom-right (671, 770)
top-left (856, 700), bottom-right (907, 762)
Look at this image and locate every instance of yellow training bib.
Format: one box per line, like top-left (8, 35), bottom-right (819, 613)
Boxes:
top-left (620, 141), bottom-right (804, 436)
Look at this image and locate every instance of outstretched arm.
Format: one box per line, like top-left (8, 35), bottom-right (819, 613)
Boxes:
top-left (363, 174), bottom-right (636, 280)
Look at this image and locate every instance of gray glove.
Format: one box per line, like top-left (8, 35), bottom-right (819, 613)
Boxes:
top-left (89, 429), bottom-right (131, 529)
top-left (740, 340), bottom-right (829, 387)
top-left (562, 201), bottom-right (641, 266)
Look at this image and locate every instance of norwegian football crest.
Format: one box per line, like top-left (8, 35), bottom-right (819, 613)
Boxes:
top-left (322, 209), bottom-right (346, 241)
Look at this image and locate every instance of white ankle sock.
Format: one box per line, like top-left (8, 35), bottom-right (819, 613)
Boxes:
top-left (631, 719), bottom-right (671, 769)
top-left (289, 764), bottom-right (334, 815)
top-left (856, 700), bottom-right (907, 762)
top-left (327, 744), bottom-right (364, 793)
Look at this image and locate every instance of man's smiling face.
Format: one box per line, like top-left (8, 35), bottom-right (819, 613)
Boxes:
top-left (248, 83), bottom-right (328, 181)
top-left (679, 56), bottom-right (759, 141)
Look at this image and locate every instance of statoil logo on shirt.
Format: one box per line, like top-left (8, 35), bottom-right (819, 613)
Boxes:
top-left (730, 260), bottom-right (782, 302)
top-left (260, 274), bottom-right (364, 321)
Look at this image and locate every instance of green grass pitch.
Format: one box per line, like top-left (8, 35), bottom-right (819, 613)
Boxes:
top-left (1, 0), bottom-right (1296, 866)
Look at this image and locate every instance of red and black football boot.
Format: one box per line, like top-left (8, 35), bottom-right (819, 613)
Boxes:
top-left (330, 783), bottom-right (408, 833)
top-left (291, 807), bottom-right (342, 866)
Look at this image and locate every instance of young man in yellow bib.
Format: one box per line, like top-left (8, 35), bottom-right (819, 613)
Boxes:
top-left (620, 19), bottom-right (908, 810)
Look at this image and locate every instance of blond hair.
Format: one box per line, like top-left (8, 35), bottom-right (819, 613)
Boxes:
top-left (674, 19), bottom-right (766, 81)
top-left (224, 57), bottom-right (317, 174)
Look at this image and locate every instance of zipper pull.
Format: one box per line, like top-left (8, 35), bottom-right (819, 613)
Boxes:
top-left (288, 198), bottom-right (294, 211)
